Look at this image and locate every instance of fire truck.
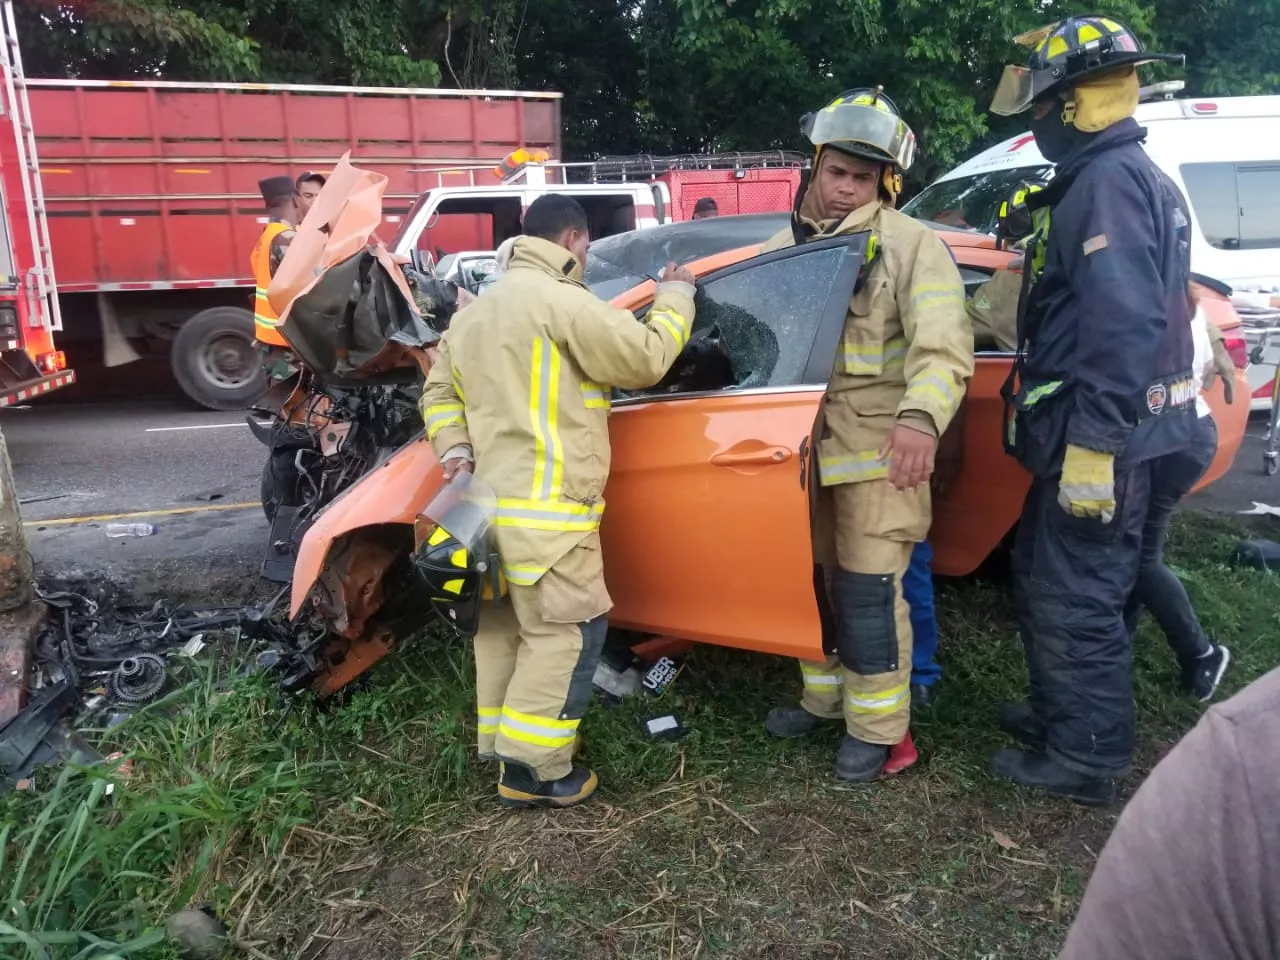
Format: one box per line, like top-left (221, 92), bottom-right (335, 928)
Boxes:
top-left (0, 1), bottom-right (73, 408)
top-left (399, 150), bottom-right (807, 271)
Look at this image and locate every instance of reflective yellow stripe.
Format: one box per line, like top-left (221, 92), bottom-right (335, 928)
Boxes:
top-left (905, 370), bottom-right (959, 414)
top-left (581, 380), bottom-right (610, 410)
top-left (650, 308), bottom-right (691, 350)
top-left (842, 336), bottom-right (907, 376)
top-left (800, 662), bottom-right (842, 689)
top-left (846, 682), bottom-right (910, 715)
top-left (424, 401), bottom-right (466, 439)
top-left (502, 563), bottom-right (548, 586)
top-left (529, 337), bottom-right (564, 502)
top-left (1023, 380), bottom-right (1064, 406)
top-left (818, 451), bottom-right (888, 485)
top-left (494, 498), bottom-right (605, 533)
top-left (477, 706), bottom-right (500, 735)
top-left (908, 283), bottom-right (963, 313)
top-left (499, 706), bottom-right (580, 748)
top-left (450, 360), bottom-right (466, 403)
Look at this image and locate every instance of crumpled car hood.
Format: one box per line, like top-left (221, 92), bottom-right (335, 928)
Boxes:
top-left (267, 153), bottom-right (438, 382)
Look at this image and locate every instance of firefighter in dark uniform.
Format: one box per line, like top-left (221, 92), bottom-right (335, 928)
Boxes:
top-left (987, 16), bottom-right (1197, 804)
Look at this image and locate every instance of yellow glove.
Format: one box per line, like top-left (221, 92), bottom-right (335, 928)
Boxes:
top-left (1058, 445), bottom-right (1116, 523)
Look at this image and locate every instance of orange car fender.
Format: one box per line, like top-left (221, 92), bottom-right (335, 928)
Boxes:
top-left (289, 436), bottom-right (444, 618)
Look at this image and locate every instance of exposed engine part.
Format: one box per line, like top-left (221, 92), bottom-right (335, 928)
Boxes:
top-left (108, 653), bottom-right (167, 703)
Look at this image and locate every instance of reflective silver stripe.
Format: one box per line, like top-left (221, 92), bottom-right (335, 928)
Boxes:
top-left (502, 563), bottom-right (547, 586)
top-left (846, 683), bottom-right (909, 715)
top-left (529, 337), bottom-right (564, 502)
top-left (907, 372), bottom-right (959, 412)
top-left (909, 284), bottom-right (963, 312)
top-left (424, 403), bottom-right (465, 439)
top-left (581, 381), bottom-right (610, 409)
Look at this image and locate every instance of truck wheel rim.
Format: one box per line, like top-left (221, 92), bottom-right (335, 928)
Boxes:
top-left (198, 332), bottom-right (257, 390)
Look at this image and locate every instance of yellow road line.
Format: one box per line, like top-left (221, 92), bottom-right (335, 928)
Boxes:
top-left (25, 501), bottom-right (262, 528)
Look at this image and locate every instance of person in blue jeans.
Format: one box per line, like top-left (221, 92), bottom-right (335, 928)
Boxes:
top-left (904, 539), bottom-right (940, 709)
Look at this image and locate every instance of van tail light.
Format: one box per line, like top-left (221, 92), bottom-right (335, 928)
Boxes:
top-left (1223, 330), bottom-right (1248, 369)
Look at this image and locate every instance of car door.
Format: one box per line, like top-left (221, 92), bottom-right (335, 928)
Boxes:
top-left (601, 233), bottom-right (871, 660)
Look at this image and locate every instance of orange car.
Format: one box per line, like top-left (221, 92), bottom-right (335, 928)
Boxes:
top-left (288, 215), bottom-right (1250, 695)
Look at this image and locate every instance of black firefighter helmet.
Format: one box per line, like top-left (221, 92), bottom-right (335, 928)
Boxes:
top-left (412, 472), bottom-right (503, 637)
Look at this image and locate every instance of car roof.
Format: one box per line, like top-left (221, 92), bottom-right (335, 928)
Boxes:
top-left (586, 214), bottom-right (789, 276)
top-left (600, 222), bottom-right (1010, 308)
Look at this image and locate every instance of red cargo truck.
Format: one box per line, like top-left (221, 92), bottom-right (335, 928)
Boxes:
top-left (0, 2), bottom-right (74, 408)
top-left (30, 77), bottom-right (563, 409)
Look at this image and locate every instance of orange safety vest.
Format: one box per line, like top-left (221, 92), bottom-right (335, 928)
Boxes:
top-left (251, 220), bottom-right (292, 347)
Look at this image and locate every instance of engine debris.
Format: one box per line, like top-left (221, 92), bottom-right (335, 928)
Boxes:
top-left (108, 653), bottom-right (167, 703)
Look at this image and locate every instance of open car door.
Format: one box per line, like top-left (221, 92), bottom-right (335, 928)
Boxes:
top-left (601, 233), bottom-right (872, 661)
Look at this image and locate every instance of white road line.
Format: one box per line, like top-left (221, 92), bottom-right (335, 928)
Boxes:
top-left (145, 421), bottom-right (270, 433)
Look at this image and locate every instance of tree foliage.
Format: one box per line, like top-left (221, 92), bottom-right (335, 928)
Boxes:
top-left (12, 0), bottom-right (1280, 183)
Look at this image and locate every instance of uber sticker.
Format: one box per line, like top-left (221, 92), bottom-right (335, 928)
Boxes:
top-left (1082, 234), bottom-right (1109, 256)
top-left (1146, 383), bottom-right (1167, 415)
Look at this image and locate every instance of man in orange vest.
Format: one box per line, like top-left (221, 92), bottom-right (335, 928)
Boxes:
top-left (251, 175), bottom-right (299, 347)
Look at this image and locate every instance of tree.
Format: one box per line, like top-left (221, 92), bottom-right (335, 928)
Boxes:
top-left (11, 0), bottom-right (1279, 177)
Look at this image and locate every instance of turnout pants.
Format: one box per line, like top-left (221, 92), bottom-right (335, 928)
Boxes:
top-left (473, 536), bottom-right (610, 782)
top-left (1012, 462), bottom-right (1153, 778)
top-left (797, 480), bottom-right (926, 745)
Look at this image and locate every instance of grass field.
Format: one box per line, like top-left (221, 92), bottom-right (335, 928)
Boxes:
top-left (3, 513), bottom-right (1278, 959)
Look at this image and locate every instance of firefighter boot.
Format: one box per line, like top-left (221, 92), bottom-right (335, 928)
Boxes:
top-left (989, 749), bottom-right (1115, 806)
top-left (498, 761), bottom-right (599, 809)
top-left (835, 735), bottom-right (890, 782)
top-left (765, 705), bottom-right (840, 738)
top-left (998, 702), bottom-right (1044, 748)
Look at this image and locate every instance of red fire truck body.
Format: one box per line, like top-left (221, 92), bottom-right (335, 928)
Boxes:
top-left (0, 2), bottom-right (73, 408)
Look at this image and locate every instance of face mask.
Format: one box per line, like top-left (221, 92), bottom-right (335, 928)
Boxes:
top-left (1030, 105), bottom-right (1077, 163)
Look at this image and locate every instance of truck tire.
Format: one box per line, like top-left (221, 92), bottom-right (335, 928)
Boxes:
top-left (171, 306), bottom-right (266, 411)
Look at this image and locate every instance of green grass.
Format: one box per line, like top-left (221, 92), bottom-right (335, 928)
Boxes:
top-left (3, 513), bottom-right (1278, 959)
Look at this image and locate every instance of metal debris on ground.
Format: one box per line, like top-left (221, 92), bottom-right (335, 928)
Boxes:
top-left (641, 712), bottom-right (688, 742)
top-left (104, 523), bottom-right (156, 538)
top-left (109, 654), bottom-right (167, 703)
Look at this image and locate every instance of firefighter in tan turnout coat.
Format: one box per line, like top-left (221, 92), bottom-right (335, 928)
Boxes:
top-left (420, 194), bottom-right (697, 808)
top-left (763, 89), bottom-right (975, 780)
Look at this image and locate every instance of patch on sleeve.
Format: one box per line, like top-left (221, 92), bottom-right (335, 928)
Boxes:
top-left (1082, 233), bottom-right (1109, 256)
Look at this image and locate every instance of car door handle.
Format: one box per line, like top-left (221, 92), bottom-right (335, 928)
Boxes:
top-left (711, 444), bottom-right (792, 467)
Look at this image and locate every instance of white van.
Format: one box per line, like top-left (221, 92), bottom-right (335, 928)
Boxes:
top-left (903, 86), bottom-right (1280, 406)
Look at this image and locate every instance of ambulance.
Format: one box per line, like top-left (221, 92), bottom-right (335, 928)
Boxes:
top-left (903, 82), bottom-right (1280, 408)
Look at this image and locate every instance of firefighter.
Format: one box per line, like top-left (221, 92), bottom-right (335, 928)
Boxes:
top-left (987, 17), bottom-right (1196, 804)
top-left (250, 175), bottom-right (299, 348)
top-left (761, 89), bottom-right (974, 781)
top-left (419, 194), bottom-right (697, 808)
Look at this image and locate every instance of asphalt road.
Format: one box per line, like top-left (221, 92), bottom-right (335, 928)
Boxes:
top-left (3, 398), bottom-right (1280, 599)
top-left (4, 399), bottom-right (270, 598)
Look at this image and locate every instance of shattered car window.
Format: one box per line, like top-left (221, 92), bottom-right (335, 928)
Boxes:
top-left (691, 245), bottom-right (845, 388)
top-left (584, 213), bottom-right (790, 301)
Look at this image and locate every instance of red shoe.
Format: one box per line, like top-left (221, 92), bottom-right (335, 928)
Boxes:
top-left (883, 731), bottom-right (918, 776)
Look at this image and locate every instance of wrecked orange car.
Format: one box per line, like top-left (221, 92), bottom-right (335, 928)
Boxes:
top-left (286, 215), bottom-right (1249, 695)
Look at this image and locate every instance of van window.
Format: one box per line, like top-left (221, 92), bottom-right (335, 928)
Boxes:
top-left (1180, 161), bottom-right (1280, 251)
top-left (903, 166), bottom-right (1052, 233)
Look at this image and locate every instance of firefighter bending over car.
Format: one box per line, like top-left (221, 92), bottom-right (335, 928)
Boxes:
top-left (418, 194), bottom-right (697, 808)
top-left (987, 17), bottom-right (1198, 805)
top-left (762, 89), bottom-right (975, 781)
top-left (251, 175), bottom-right (300, 349)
